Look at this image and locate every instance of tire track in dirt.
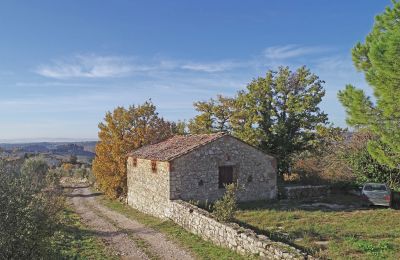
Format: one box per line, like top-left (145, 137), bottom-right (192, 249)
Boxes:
top-left (71, 187), bottom-right (149, 259)
top-left (70, 187), bottom-right (194, 260)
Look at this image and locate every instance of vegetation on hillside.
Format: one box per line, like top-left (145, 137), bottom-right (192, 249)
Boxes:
top-left (0, 158), bottom-right (111, 259)
top-left (0, 158), bottom-right (63, 259)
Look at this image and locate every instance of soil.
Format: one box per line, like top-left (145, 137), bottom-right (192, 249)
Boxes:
top-left (70, 187), bottom-right (194, 260)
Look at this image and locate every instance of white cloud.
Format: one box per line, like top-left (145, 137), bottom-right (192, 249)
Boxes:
top-left (35, 54), bottom-right (250, 79)
top-left (180, 60), bottom-right (243, 73)
top-left (15, 81), bottom-right (96, 87)
top-left (36, 54), bottom-right (154, 79)
top-left (314, 56), bottom-right (351, 71)
top-left (312, 55), bottom-right (368, 87)
top-left (263, 44), bottom-right (329, 60)
top-left (9, 48), bottom-right (370, 138)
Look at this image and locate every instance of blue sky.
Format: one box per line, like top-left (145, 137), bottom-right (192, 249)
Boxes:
top-left (0, 1), bottom-right (390, 141)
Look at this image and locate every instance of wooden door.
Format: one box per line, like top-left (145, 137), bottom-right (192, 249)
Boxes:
top-left (218, 166), bottom-right (233, 188)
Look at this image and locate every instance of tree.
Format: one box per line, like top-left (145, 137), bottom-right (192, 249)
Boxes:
top-left (20, 157), bottom-right (49, 191)
top-left (188, 99), bottom-right (214, 134)
top-left (188, 95), bottom-right (234, 134)
top-left (171, 120), bottom-right (187, 135)
top-left (69, 155), bottom-right (78, 164)
top-left (233, 66), bottom-right (328, 174)
top-left (189, 67), bottom-right (327, 175)
top-left (312, 124), bottom-right (349, 154)
top-left (62, 163), bottom-right (74, 177)
top-left (92, 101), bottom-right (174, 198)
top-left (338, 1), bottom-right (400, 169)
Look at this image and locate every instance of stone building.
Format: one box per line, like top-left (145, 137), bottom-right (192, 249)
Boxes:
top-left (127, 132), bottom-right (277, 217)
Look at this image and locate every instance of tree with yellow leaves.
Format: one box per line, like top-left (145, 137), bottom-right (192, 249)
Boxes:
top-left (93, 101), bottom-right (174, 198)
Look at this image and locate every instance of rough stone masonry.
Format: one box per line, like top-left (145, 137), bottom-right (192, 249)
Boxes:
top-left (126, 133), bottom-right (309, 259)
top-left (167, 200), bottom-right (308, 259)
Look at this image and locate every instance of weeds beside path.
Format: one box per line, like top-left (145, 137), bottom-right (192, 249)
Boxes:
top-left (51, 207), bottom-right (116, 259)
top-left (69, 186), bottom-right (194, 260)
top-left (95, 190), bottom-right (255, 260)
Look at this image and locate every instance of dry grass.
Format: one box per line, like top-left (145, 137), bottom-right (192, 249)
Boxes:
top-left (97, 193), bottom-right (255, 260)
top-left (235, 194), bottom-right (400, 259)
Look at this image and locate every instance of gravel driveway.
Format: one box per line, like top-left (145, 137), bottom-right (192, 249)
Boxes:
top-left (70, 187), bottom-right (194, 260)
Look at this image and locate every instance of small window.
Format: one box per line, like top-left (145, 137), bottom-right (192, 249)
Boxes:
top-left (218, 166), bottom-right (234, 188)
top-left (151, 160), bottom-right (157, 173)
top-left (198, 180), bottom-right (204, 186)
top-left (132, 158), bottom-right (137, 167)
top-left (247, 175), bottom-right (253, 183)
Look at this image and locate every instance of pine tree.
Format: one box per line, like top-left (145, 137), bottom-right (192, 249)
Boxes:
top-left (338, 1), bottom-right (400, 168)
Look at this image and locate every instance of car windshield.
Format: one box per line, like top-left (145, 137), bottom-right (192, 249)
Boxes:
top-left (364, 184), bottom-right (387, 191)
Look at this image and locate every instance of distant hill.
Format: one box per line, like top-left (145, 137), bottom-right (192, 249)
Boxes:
top-left (0, 141), bottom-right (97, 158)
top-left (52, 143), bottom-right (95, 156)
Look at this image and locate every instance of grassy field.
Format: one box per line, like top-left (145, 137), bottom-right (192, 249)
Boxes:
top-left (235, 194), bottom-right (400, 259)
top-left (97, 194), bottom-right (255, 260)
top-left (51, 207), bottom-right (116, 259)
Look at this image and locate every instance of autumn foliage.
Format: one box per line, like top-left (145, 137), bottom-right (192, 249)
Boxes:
top-left (92, 101), bottom-right (174, 198)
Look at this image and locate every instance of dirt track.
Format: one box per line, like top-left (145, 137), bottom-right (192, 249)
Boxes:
top-left (70, 187), bottom-right (194, 260)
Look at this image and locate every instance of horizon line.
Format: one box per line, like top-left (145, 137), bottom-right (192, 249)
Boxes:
top-left (0, 137), bottom-right (98, 144)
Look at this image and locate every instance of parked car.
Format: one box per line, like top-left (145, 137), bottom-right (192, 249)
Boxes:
top-left (361, 183), bottom-right (391, 207)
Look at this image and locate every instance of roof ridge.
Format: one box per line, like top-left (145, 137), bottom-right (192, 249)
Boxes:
top-left (166, 132), bottom-right (227, 161)
top-left (128, 132), bottom-right (228, 161)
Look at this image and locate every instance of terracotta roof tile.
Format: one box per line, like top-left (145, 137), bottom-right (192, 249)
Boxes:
top-left (129, 132), bottom-right (227, 161)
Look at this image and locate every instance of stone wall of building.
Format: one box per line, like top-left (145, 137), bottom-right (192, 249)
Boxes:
top-left (127, 157), bottom-right (171, 217)
top-left (170, 135), bottom-right (277, 202)
top-left (167, 200), bottom-right (308, 259)
top-left (279, 185), bottom-right (330, 200)
top-left (126, 136), bottom-right (302, 258)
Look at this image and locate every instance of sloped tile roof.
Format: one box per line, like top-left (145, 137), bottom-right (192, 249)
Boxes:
top-left (129, 132), bottom-right (227, 161)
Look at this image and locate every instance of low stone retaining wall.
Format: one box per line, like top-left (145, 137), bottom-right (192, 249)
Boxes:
top-left (166, 200), bottom-right (308, 259)
top-left (279, 185), bottom-right (330, 200)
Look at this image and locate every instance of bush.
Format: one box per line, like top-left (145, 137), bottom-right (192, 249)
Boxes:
top-left (20, 157), bottom-right (49, 191)
top-left (346, 138), bottom-right (400, 190)
top-left (0, 159), bottom-right (64, 259)
top-left (291, 129), bottom-right (400, 190)
top-left (212, 184), bottom-right (237, 222)
top-left (290, 126), bottom-right (356, 186)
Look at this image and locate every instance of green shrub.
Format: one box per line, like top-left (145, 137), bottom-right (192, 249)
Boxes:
top-left (212, 184), bottom-right (238, 222)
top-left (20, 157), bottom-right (49, 191)
top-left (0, 159), bottom-right (64, 259)
top-left (345, 132), bottom-right (400, 190)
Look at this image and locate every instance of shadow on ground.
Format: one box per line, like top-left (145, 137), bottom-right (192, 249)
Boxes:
top-left (66, 192), bottom-right (103, 198)
top-left (237, 193), bottom-right (382, 213)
